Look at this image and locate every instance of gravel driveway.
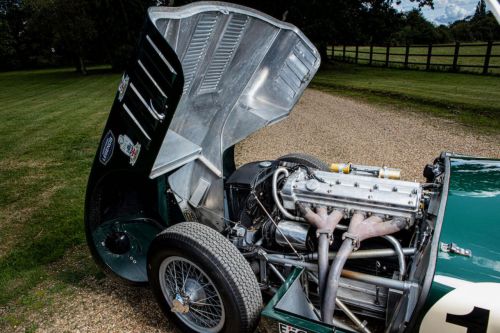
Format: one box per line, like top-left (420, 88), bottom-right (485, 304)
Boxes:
top-left (30, 89), bottom-right (499, 332)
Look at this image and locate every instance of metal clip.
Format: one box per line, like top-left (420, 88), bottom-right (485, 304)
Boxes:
top-left (440, 242), bottom-right (472, 257)
top-left (316, 230), bottom-right (334, 245)
top-left (343, 232), bottom-right (361, 250)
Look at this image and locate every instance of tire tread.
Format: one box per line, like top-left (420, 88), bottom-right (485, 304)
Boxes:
top-left (153, 222), bottom-right (262, 333)
top-left (278, 153), bottom-right (329, 171)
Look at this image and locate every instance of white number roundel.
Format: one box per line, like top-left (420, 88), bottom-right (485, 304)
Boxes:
top-left (420, 281), bottom-right (500, 333)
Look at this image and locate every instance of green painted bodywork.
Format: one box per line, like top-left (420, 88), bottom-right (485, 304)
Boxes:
top-left (262, 268), bottom-right (343, 333)
top-left (92, 216), bottom-right (163, 282)
top-left (423, 156), bottom-right (500, 311)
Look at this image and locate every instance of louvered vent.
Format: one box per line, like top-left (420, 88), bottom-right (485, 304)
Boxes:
top-left (198, 15), bottom-right (248, 94)
top-left (182, 13), bottom-right (218, 94)
top-left (277, 42), bottom-right (316, 99)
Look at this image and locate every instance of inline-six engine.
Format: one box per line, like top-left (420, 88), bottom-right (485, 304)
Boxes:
top-left (280, 167), bottom-right (422, 224)
top-left (225, 158), bottom-right (431, 332)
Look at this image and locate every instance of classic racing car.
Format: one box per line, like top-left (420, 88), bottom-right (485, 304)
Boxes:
top-left (84, 2), bottom-right (500, 332)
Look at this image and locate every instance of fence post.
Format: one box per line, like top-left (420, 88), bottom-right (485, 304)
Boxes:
top-left (404, 44), bottom-right (410, 69)
top-left (385, 45), bottom-right (390, 67)
top-left (343, 45), bottom-right (346, 61)
top-left (426, 44), bottom-right (432, 70)
top-left (369, 45), bottom-right (373, 65)
top-left (452, 42), bottom-right (460, 72)
top-left (331, 44), bottom-right (335, 61)
top-left (355, 45), bottom-right (359, 64)
top-left (483, 41), bottom-right (493, 74)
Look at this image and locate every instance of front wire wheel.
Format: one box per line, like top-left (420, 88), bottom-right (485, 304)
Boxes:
top-left (148, 222), bottom-right (262, 333)
top-left (159, 256), bottom-right (225, 332)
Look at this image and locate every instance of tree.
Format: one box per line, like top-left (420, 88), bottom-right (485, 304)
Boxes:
top-left (0, 18), bottom-right (16, 69)
top-left (24, 0), bottom-right (97, 74)
top-left (434, 25), bottom-right (453, 43)
top-left (474, 0), bottom-right (487, 19)
top-left (51, 0), bottom-right (97, 74)
top-left (0, 0), bottom-right (27, 69)
top-left (451, 3), bottom-right (500, 42)
top-left (359, 0), bottom-right (405, 44)
top-left (90, 0), bottom-right (157, 70)
top-left (450, 20), bottom-right (474, 41)
top-left (391, 9), bottom-right (440, 44)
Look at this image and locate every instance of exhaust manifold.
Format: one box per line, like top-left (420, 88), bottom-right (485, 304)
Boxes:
top-left (299, 204), bottom-right (344, 304)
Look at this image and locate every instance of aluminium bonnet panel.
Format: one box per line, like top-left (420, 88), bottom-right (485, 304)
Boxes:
top-left (148, 2), bottom-right (320, 228)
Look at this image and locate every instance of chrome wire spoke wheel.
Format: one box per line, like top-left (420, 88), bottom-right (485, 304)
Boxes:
top-left (159, 256), bottom-right (225, 333)
top-left (148, 223), bottom-right (262, 333)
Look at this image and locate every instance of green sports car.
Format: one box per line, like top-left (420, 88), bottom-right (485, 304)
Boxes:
top-left (84, 2), bottom-right (500, 332)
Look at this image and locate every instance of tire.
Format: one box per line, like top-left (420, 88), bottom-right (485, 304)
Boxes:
top-left (147, 222), bottom-right (262, 333)
top-left (278, 153), bottom-right (329, 171)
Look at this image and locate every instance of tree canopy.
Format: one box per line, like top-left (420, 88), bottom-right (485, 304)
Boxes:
top-left (0, 0), bottom-right (499, 72)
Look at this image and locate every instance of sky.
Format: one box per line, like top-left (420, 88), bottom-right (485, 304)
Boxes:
top-left (393, 0), bottom-right (484, 25)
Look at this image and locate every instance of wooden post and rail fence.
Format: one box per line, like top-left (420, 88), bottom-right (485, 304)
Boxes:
top-left (330, 41), bottom-right (500, 74)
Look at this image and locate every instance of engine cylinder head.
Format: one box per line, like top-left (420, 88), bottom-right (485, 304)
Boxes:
top-left (280, 167), bottom-right (422, 224)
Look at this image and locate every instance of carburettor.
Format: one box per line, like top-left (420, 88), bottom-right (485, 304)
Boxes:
top-left (280, 167), bottom-right (422, 225)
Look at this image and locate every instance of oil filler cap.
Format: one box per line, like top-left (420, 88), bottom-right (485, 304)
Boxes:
top-left (306, 179), bottom-right (319, 191)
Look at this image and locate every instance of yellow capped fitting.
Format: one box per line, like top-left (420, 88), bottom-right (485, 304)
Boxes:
top-left (378, 167), bottom-right (401, 180)
top-left (330, 163), bottom-right (351, 174)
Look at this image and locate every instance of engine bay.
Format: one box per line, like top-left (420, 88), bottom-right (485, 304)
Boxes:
top-left (225, 156), bottom-right (443, 332)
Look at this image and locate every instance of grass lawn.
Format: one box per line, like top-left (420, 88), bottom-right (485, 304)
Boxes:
top-left (0, 67), bottom-right (119, 329)
top-left (329, 42), bottom-right (500, 74)
top-left (312, 63), bottom-right (500, 132)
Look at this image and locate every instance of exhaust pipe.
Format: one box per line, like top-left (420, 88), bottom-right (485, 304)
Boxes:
top-left (300, 205), bottom-right (344, 305)
top-left (321, 212), bottom-right (406, 324)
top-left (317, 234), bottom-right (330, 304)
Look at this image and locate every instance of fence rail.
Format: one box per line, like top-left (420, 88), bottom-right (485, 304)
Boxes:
top-left (330, 42), bottom-right (500, 74)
